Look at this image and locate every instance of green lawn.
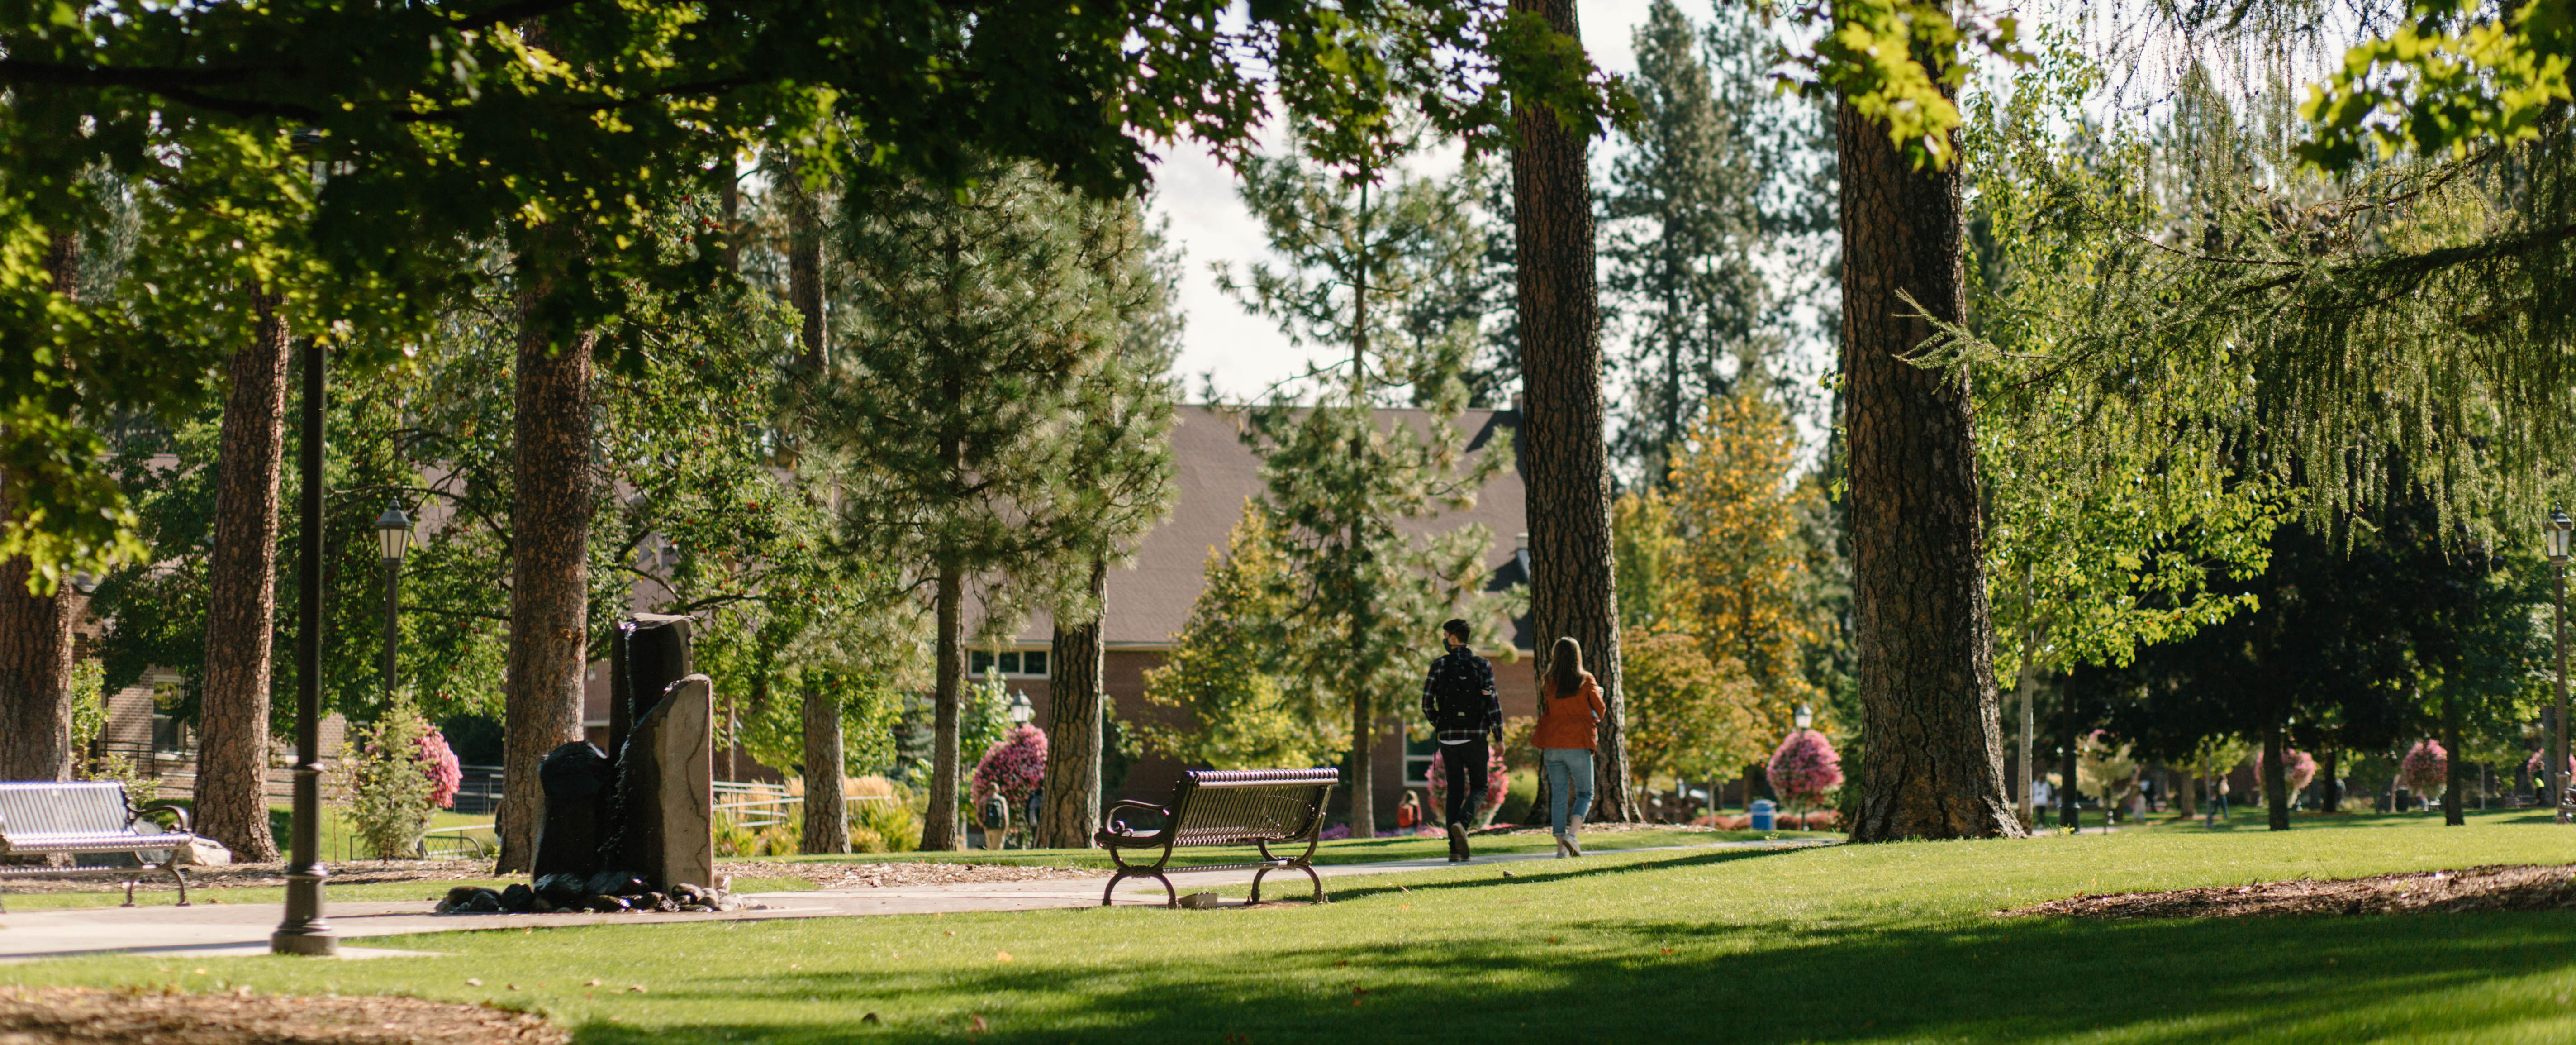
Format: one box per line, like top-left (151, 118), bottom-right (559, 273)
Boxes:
top-left (0, 878), bottom-right (813, 911)
top-left (787, 826), bottom-right (1827, 869)
top-left (12, 812), bottom-right (2576, 1042)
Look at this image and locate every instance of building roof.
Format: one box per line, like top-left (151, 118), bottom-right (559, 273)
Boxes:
top-left (1008, 405), bottom-right (1531, 651)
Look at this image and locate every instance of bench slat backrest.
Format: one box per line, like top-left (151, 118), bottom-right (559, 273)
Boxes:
top-left (1169, 769), bottom-right (1337, 847)
top-left (0, 781), bottom-right (134, 840)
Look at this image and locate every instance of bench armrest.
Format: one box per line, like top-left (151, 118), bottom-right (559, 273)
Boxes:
top-left (1102, 800), bottom-right (1170, 838)
top-left (135, 802), bottom-right (193, 835)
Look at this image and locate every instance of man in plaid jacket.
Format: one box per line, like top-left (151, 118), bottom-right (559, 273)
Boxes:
top-left (1421, 617), bottom-right (1501, 862)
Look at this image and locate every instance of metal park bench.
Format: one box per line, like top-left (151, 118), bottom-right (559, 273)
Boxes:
top-left (1094, 768), bottom-right (1339, 907)
top-left (0, 781), bottom-right (197, 910)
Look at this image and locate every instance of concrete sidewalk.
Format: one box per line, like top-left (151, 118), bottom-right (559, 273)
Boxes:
top-left (0, 839), bottom-right (1823, 962)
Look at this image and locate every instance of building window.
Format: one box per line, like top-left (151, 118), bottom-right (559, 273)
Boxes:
top-left (968, 649), bottom-right (1050, 678)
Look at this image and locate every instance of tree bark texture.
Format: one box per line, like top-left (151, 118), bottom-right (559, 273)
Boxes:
top-left (194, 291), bottom-right (294, 861)
top-left (495, 236), bottom-right (599, 874)
top-left (1510, 0), bottom-right (1631, 822)
top-left (2318, 748), bottom-right (2340, 813)
top-left (799, 686), bottom-right (848, 853)
top-left (924, 559), bottom-right (964, 851)
top-left (785, 159), bottom-right (826, 374)
top-left (2262, 721), bottom-right (2290, 831)
top-left (1837, 100), bottom-right (2018, 842)
top-left (2443, 698), bottom-right (2466, 826)
top-left (0, 235), bottom-right (86, 783)
top-left (1038, 556), bottom-right (1108, 848)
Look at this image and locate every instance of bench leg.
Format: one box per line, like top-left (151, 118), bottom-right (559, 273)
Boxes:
top-left (1248, 868), bottom-right (1270, 906)
top-left (124, 878), bottom-right (138, 907)
top-left (1302, 865), bottom-right (1326, 904)
top-left (172, 866), bottom-right (190, 907)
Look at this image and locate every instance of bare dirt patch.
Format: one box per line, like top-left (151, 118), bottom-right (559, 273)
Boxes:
top-left (718, 861), bottom-right (1103, 890)
top-left (0, 987), bottom-right (565, 1045)
top-left (2003, 864), bottom-right (2576, 919)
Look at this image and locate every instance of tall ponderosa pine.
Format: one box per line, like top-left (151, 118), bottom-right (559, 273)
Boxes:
top-left (1223, 137), bottom-right (1511, 833)
top-left (1603, 0), bottom-right (1764, 482)
top-left (1510, 0), bottom-right (1635, 822)
top-left (810, 161), bottom-right (1126, 851)
top-left (1035, 212), bottom-right (1180, 850)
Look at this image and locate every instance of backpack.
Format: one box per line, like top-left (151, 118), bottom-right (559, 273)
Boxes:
top-left (1430, 653), bottom-right (1484, 729)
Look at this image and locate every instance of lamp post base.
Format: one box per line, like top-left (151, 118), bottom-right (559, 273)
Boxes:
top-left (270, 928), bottom-right (339, 956)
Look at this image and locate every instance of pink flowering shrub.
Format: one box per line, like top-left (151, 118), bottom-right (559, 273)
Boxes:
top-left (1769, 729), bottom-right (1844, 810)
top-left (417, 729), bottom-right (463, 810)
top-left (2253, 749), bottom-right (2317, 793)
top-left (971, 725), bottom-right (1048, 813)
top-left (1426, 744), bottom-right (1509, 821)
top-left (2399, 739), bottom-right (2448, 797)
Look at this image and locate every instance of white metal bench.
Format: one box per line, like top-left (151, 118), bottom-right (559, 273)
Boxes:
top-left (0, 781), bottom-right (197, 909)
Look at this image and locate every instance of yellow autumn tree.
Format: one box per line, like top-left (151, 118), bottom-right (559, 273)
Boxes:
top-left (1664, 391), bottom-right (1823, 741)
top-left (1621, 629), bottom-right (1768, 789)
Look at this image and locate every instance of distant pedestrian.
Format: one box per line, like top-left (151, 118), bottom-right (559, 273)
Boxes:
top-left (1421, 618), bottom-right (1502, 862)
top-left (1396, 792), bottom-right (1423, 832)
top-left (1530, 636), bottom-right (1604, 858)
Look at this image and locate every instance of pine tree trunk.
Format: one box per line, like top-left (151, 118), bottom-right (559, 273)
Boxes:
top-left (1836, 100), bottom-right (2016, 842)
top-left (785, 160), bottom-right (846, 855)
top-left (924, 558), bottom-right (964, 851)
top-left (2443, 697), bottom-right (2466, 826)
top-left (0, 236), bottom-right (85, 784)
top-left (1346, 607), bottom-right (1376, 835)
top-left (2318, 748), bottom-right (2340, 813)
top-left (495, 233), bottom-right (599, 874)
top-left (195, 289), bottom-right (293, 861)
top-left (1039, 555), bottom-right (1107, 848)
top-left (1510, 0), bottom-right (1631, 822)
top-left (800, 686), bottom-right (847, 853)
top-left (2262, 721), bottom-right (2290, 831)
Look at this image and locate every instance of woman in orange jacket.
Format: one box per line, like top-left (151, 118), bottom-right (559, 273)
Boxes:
top-left (1530, 636), bottom-right (1606, 857)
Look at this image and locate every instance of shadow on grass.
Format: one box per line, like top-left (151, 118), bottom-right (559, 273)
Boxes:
top-left (564, 861), bottom-right (2576, 1043)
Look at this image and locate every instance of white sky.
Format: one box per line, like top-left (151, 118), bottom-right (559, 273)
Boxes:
top-left (1152, 0), bottom-right (1720, 400)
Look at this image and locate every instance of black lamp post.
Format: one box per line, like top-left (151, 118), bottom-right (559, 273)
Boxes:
top-left (2550, 510), bottom-right (2571, 824)
top-left (375, 503), bottom-right (411, 701)
top-left (271, 338), bottom-right (337, 956)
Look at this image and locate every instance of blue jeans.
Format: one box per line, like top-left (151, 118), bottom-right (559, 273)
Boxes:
top-left (1543, 748), bottom-right (1595, 837)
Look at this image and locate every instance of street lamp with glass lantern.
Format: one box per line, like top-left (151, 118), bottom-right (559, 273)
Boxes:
top-left (2550, 510), bottom-right (2571, 823)
top-left (375, 502), bottom-right (412, 701)
top-left (270, 334), bottom-right (337, 957)
top-left (1793, 704), bottom-right (1814, 732)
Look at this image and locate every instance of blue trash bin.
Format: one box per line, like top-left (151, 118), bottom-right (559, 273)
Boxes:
top-left (1749, 798), bottom-right (1775, 831)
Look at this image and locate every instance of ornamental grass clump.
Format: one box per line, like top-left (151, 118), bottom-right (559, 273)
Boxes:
top-left (1426, 744), bottom-right (1509, 826)
top-left (2400, 740), bottom-right (2448, 801)
top-left (1768, 729), bottom-right (1844, 815)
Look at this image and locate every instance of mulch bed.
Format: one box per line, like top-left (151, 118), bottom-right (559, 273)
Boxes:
top-left (0, 862), bottom-right (499, 894)
top-left (2003, 864), bottom-right (2576, 919)
top-left (0, 988), bottom-right (565, 1045)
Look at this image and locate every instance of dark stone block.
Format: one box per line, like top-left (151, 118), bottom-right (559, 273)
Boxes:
top-left (534, 873), bottom-right (588, 905)
top-left (611, 615), bottom-right (693, 767)
top-left (535, 742), bottom-right (617, 879)
top-left (443, 886), bottom-right (482, 908)
top-left (604, 674), bottom-right (715, 891)
top-left (583, 894), bottom-right (630, 913)
top-left (465, 888), bottom-right (503, 912)
top-left (499, 883), bottom-right (537, 912)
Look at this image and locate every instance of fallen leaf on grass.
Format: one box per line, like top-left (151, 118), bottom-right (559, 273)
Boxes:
top-left (1332, 961), bottom-right (1348, 968)
top-left (465, 979), bottom-right (483, 987)
top-left (968, 1014), bottom-right (989, 1032)
top-left (862, 1012), bottom-right (881, 1024)
top-left (627, 986), bottom-right (647, 993)
top-left (1659, 948), bottom-right (1674, 955)
top-left (994, 951), bottom-right (1014, 963)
